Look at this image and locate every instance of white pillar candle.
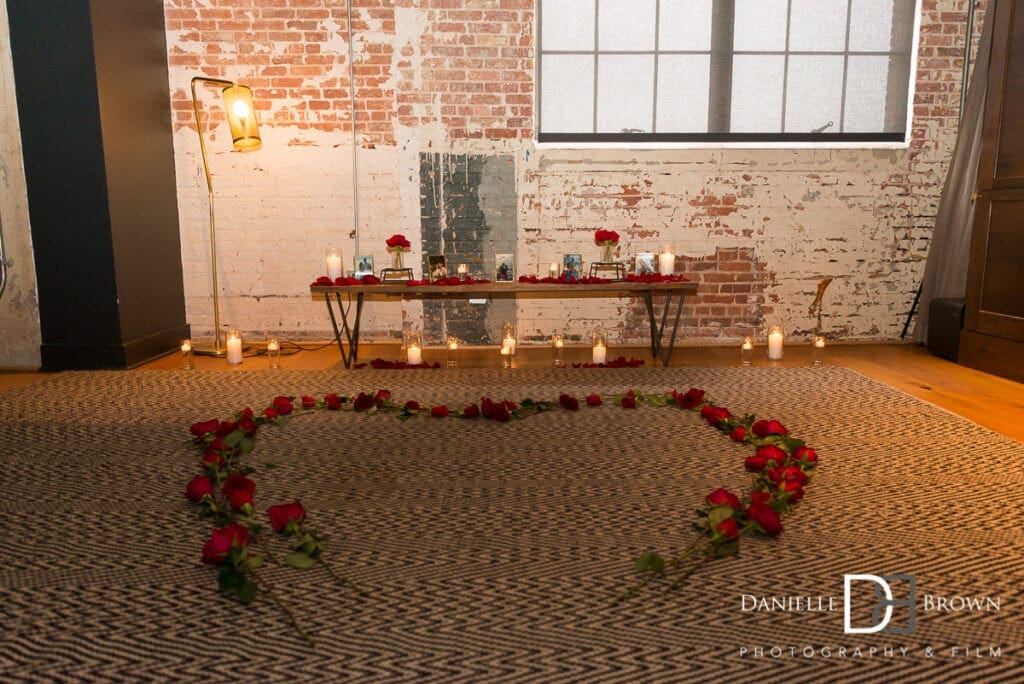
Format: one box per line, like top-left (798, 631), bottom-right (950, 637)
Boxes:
top-left (406, 344), bottom-right (422, 365)
top-left (658, 247), bottom-right (676, 275)
top-left (457, 263), bottom-right (468, 275)
top-left (503, 335), bottom-right (516, 354)
top-left (325, 249), bottom-right (343, 279)
top-left (549, 262), bottom-right (560, 278)
top-left (226, 331), bottom-right (243, 365)
top-left (592, 342), bottom-right (607, 365)
top-left (767, 327), bottom-right (784, 360)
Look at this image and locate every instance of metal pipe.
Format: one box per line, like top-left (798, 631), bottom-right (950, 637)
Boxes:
top-left (0, 211), bottom-right (8, 303)
top-left (347, 0), bottom-right (361, 255)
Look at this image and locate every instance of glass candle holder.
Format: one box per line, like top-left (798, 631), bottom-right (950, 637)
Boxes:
top-left (740, 337), bottom-right (754, 367)
top-left (404, 330), bottom-right (423, 366)
top-left (812, 335), bottom-right (826, 366)
top-left (180, 338), bottom-right (194, 370)
top-left (766, 325), bottom-right (784, 361)
top-left (325, 247), bottom-right (343, 280)
top-left (267, 338), bottom-right (281, 370)
top-left (446, 336), bottom-right (459, 368)
top-left (457, 263), bottom-right (468, 280)
top-left (658, 245), bottom-right (676, 275)
top-left (591, 328), bottom-right (607, 365)
top-left (226, 331), bottom-right (243, 365)
top-left (551, 333), bottom-right (565, 368)
top-left (549, 261), bottom-right (560, 279)
top-left (500, 322), bottom-right (516, 368)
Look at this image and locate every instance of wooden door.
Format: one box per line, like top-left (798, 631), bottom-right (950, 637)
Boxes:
top-left (960, 0), bottom-right (1024, 382)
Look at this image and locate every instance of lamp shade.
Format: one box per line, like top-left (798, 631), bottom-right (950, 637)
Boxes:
top-left (221, 84), bottom-right (261, 151)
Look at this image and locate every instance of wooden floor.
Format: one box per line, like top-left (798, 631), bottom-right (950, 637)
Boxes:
top-left (2, 341), bottom-right (1022, 442)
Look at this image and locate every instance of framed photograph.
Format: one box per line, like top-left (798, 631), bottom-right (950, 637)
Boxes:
top-left (634, 252), bottom-right (655, 276)
top-left (427, 255), bottom-right (448, 280)
top-left (494, 253), bottom-right (515, 281)
top-left (562, 254), bottom-right (582, 280)
top-left (354, 255), bottom-right (374, 277)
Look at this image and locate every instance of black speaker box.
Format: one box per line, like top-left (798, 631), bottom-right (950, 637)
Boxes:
top-left (927, 297), bottom-right (965, 361)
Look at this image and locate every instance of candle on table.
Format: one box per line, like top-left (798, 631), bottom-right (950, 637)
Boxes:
top-left (659, 246), bottom-right (676, 275)
top-left (767, 326), bottom-right (784, 360)
top-left (812, 335), bottom-right (826, 366)
top-left (181, 339), bottom-right (192, 354)
top-left (740, 337), bottom-right (753, 366)
top-left (551, 334), bottom-right (565, 367)
top-left (180, 338), bottom-right (194, 370)
top-left (549, 262), bottom-right (560, 278)
top-left (267, 338), bottom-right (281, 369)
top-left (500, 345), bottom-right (512, 368)
top-left (503, 335), bottom-right (516, 355)
top-left (457, 263), bottom-right (468, 278)
top-left (226, 331), bottom-right (243, 365)
top-left (406, 343), bottom-right (422, 365)
top-left (592, 342), bottom-right (607, 365)
top-left (325, 248), bottom-right (343, 280)
top-left (446, 336), bottom-right (459, 368)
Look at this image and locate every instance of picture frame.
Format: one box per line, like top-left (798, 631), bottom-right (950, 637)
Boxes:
top-left (427, 254), bottom-right (448, 280)
top-left (354, 255), bottom-right (374, 277)
top-left (634, 252), bottom-right (655, 276)
top-left (494, 253), bottom-right (515, 282)
top-left (562, 254), bottom-right (582, 280)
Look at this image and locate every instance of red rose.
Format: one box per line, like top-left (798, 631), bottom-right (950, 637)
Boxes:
top-left (792, 446), bottom-right (818, 465)
top-left (239, 407), bottom-right (254, 420)
top-left (272, 396), bottom-right (294, 415)
top-left (190, 419), bottom-right (219, 437)
top-left (353, 393), bottom-right (375, 411)
top-left (779, 465), bottom-right (808, 486)
top-left (375, 389), bottom-right (391, 406)
top-left (700, 404), bottom-right (732, 426)
top-left (705, 487), bottom-right (742, 511)
top-left (729, 427), bottom-right (747, 442)
top-left (301, 395), bottom-right (316, 409)
top-left (586, 393), bottom-right (602, 406)
top-left (781, 480), bottom-right (804, 502)
top-left (755, 444), bottom-right (788, 468)
top-left (462, 403), bottom-right (480, 418)
top-left (491, 404), bottom-right (511, 422)
top-left (239, 417), bottom-right (258, 435)
top-left (594, 228), bottom-right (619, 245)
top-left (481, 397), bottom-right (497, 418)
top-left (747, 503), bottom-right (782, 536)
top-left (745, 454), bottom-right (769, 471)
top-left (201, 524), bottom-right (250, 565)
top-left (214, 420), bottom-right (238, 438)
top-left (715, 517), bottom-right (741, 540)
top-left (222, 473), bottom-right (256, 499)
top-left (229, 489), bottom-right (254, 511)
top-left (430, 405), bottom-right (449, 418)
top-left (268, 501), bottom-right (306, 532)
top-left (185, 476), bottom-right (213, 502)
top-left (324, 393), bottom-right (343, 410)
top-left (752, 419), bottom-right (788, 437)
top-left (673, 388), bottom-right (705, 409)
top-left (385, 234), bottom-right (411, 249)
top-left (263, 407), bottom-right (279, 420)
top-left (201, 452), bottom-right (226, 470)
top-left (403, 400), bottom-right (421, 413)
top-left (750, 491), bottom-right (772, 505)
top-left (620, 395), bottom-right (636, 409)
top-left (559, 394), bottom-right (580, 411)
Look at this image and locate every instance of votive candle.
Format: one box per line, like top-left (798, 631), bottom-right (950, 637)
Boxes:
top-left (446, 336), bottom-right (459, 368)
top-left (226, 331), bottom-right (243, 365)
top-left (767, 326), bottom-right (784, 361)
top-left (406, 343), bottom-right (422, 366)
top-left (812, 335), bottom-right (826, 366)
top-left (552, 333), bottom-right (565, 367)
top-left (180, 338), bottom-right (194, 370)
top-left (267, 338), bottom-right (281, 369)
top-left (592, 342), bottom-right (607, 365)
top-left (740, 337), bottom-right (754, 367)
top-left (549, 261), bottom-right (560, 278)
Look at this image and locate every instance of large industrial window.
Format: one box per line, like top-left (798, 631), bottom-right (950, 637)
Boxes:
top-left (537, 0), bottom-right (919, 144)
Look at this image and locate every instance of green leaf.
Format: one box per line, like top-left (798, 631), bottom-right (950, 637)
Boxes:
top-left (367, 406), bottom-right (377, 416)
top-left (286, 552), bottom-right (317, 569)
top-left (707, 506), bottom-right (734, 527)
top-left (247, 553), bottom-right (264, 569)
top-left (237, 580), bottom-right (257, 604)
top-left (712, 540), bottom-right (739, 558)
top-left (218, 566), bottom-right (244, 591)
top-left (781, 436), bottom-right (806, 453)
top-left (300, 539), bottom-right (318, 555)
top-left (222, 431), bottom-right (244, 448)
top-left (239, 436), bottom-right (254, 454)
top-left (635, 551), bottom-right (665, 575)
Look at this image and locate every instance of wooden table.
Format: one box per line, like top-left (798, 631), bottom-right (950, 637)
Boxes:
top-left (310, 280), bottom-right (698, 368)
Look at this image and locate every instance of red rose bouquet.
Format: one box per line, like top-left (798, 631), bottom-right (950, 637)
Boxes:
top-left (594, 229), bottom-right (620, 262)
top-left (385, 234), bottom-right (411, 269)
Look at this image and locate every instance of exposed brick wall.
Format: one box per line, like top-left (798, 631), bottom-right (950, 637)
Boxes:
top-left (155, 0), bottom-right (988, 349)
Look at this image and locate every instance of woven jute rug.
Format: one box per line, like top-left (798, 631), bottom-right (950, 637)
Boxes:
top-left (0, 367), bottom-right (1022, 682)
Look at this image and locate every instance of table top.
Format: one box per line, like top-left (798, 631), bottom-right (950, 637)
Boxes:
top-left (310, 280), bottom-right (697, 297)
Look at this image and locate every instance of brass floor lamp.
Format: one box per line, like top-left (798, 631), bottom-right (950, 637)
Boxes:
top-left (190, 76), bottom-right (261, 356)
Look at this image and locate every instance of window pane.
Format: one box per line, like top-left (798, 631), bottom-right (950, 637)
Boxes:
top-left (734, 0), bottom-right (788, 52)
top-left (541, 55), bottom-right (595, 132)
top-left (785, 55), bottom-right (844, 132)
top-left (597, 55), bottom-right (655, 132)
top-left (659, 0), bottom-right (712, 51)
top-left (849, 0), bottom-right (898, 51)
top-left (657, 55), bottom-right (710, 132)
top-left (844, 55), bottom-right (891, 131)
top-left (599, 0), bottom-right (656, 51)
top-left (789, 0), bottom-right (849, 51)
top-left (731, 55), bottom-right (785, 132)
top-left (542, 0), bottom-right (595, 51)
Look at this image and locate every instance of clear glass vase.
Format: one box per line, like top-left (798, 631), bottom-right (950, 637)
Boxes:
top-left (390, 249), bottom-right (405, 270)
top-left (600, 242), bottom-right (616, 262)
